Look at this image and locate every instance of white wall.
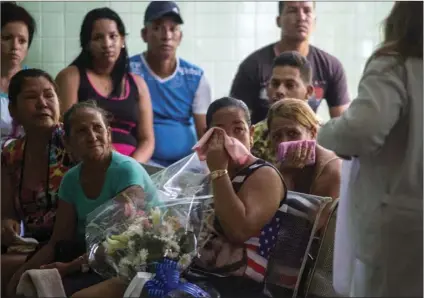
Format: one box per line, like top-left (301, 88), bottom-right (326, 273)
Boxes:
top-left (20, 1), bottom-right (394, 121)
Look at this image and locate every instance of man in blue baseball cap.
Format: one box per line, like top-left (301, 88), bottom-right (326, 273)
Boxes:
top-left (130, 1), bottom-right (212, 167)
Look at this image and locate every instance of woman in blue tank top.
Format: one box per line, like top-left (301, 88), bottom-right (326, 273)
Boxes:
top-left (1, 2), bottom-right (36, 146)
top-left (55, 7), bottom-right (155, 163)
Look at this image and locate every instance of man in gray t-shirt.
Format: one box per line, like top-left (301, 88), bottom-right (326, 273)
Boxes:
top-left (231, 1), bottom-right (350, 124)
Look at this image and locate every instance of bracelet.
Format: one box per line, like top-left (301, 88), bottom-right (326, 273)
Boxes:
top-left (210, 169), bottom-right (228, 181)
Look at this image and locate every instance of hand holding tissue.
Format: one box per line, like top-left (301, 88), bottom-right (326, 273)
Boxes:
top-left (277, 140), bottom-right (316, 168)
top-left (192, 128), bottom-right (252, 167)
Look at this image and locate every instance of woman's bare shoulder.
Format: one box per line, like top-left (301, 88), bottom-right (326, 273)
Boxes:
top-left (314, 145), bottom-right (341, 181)
top-left (316, 145), bottom-right (340, 163)
top-left (244, 163), bottom-right (283, 190)
top-left (56, 65), bottom-right (79, 82)
top-left (129, 72), bottom-right (148, 90)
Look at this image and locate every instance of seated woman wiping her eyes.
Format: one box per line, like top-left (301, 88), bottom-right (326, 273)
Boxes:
top-left (187, 97), bottom-right (287, 298)
top-left (265, 98), bottom-right (341, 201)
top-left (6, 101), bottom-right (158, 298)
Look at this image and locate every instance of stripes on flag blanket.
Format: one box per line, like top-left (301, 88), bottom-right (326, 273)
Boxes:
top-left (263, 191), bottom-right (331, 290)
top-left (242, 190), bottom-right (328, 284)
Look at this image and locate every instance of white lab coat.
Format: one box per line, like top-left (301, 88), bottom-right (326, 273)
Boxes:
top-left (318, 55), bottom-right (423, 297)
top-left (333, 158), bottom-right (360, 297)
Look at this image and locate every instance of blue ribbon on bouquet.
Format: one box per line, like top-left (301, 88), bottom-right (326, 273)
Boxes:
top-left (144, 259), bottom-right (210, 297)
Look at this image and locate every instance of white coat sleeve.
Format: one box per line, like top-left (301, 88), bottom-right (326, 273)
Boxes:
top-left (317, 56), bottom-right (407, 157)
top-left (192, 74), bottom-right (213, 115)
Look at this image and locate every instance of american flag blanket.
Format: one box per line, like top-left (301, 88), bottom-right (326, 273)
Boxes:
top-left (195, 160), bottom-right (331, 291)
top-left (244, 204), bottom-right (286, 282)
top-left (264, 191), bottom-right (332, 293)
top-left (244, 192), bottom-right (323, 284)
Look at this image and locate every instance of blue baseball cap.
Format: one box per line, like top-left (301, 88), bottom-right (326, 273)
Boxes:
top-left (144, 1), bottom-right (183, 25)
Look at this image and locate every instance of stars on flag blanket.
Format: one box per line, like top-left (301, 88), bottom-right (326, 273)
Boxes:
top-left (258, 214), bottom-right (282, 259)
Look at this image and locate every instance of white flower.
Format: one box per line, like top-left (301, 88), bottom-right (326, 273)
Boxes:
top-left (166, 239), bottom-right (180, 252)
top-left (134, 249), bottom-right (148, 265)
top-left (125, 253), bottom-right (136, 264)
top-left (159, 221), bottom-right (175, 238)
top-left (164, 249), bottom-right (179, 259)
top-left (155, 234), bottom-right (180, 254)
top-left (119, 257), bottom-right (133, 267)
top-left (128, 239), bottom-right (137, 252)
top-left (178, 253), bottom-right (192, 269)
top-left (118, 257), bottom-right (133, 278)
top-left (124, 223), bottom-right (144, 238)
top-left (98, 204), bottom-right (200, 281)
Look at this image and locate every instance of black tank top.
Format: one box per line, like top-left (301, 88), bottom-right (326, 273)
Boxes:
top-left (214, 159), bottom-right (287, 235)
top-left (77, 66), bottom-right (140, 154)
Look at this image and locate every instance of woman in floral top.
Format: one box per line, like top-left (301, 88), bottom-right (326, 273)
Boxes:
top-left (1, 69), bottom-right (74, 294)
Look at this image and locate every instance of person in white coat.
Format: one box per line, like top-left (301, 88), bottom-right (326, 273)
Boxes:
top-left (317, 2), bottom-right (423, 297)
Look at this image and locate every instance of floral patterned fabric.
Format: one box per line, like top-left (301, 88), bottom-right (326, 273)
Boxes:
top-left (1, 124), bottom-right (74, 241)
top-left (251, 120), bottom-right (276, 165)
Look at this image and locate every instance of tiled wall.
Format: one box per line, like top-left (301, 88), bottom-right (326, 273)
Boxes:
top-left (19, 1), bottom-right (394, 121)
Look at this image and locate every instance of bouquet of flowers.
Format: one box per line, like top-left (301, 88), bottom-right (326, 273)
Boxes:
top-left (85, 154), bottom-right (215, 297)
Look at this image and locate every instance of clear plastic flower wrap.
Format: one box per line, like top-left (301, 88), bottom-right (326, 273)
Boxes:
top-left (85, 154), bottom-right (214, 284)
